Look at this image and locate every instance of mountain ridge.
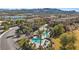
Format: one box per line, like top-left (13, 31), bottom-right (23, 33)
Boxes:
top-left (0, 8), bottom-right (78, 14)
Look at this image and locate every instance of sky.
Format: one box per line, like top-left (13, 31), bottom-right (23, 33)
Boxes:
top-left (0, 0), bottom-right (79, 11)
top-left (59, 8), bottom-right (79, 12)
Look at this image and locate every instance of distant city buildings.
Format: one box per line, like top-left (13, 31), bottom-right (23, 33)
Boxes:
top-left (0, 16), bottom-right (27, 20)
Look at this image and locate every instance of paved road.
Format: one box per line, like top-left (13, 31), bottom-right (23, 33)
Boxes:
top-left (0, 26), bottom-right (19, 50)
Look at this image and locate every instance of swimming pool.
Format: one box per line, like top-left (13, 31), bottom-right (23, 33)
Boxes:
top-left (44, 31), bottom-right (49, 37)
top-left (32, 36), bottom-right (42, 44)
top-left (32, 31), bottom-right (50, 44)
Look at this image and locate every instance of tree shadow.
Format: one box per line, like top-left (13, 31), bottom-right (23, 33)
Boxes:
top-left (7, 35), bottom-right (14, 38)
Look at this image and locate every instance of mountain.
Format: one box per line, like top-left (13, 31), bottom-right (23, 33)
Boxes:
top-left (0, 8), bottom-right (79, 15)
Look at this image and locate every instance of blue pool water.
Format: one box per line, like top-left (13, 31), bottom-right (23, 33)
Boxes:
top-left (32, 31), bottom-right (49, 44)
top-left (44, 31), bottom-right (49, 37)
top-left (32, 37), bottom-right (42, 43)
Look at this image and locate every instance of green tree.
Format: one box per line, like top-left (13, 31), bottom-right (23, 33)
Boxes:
top-left (4, 24), bottom-right (9, 31)
top-left (46, 43), bottom-right (53, 50)
top-left (53, 24), bottom-right (65, 37)
top-left (17, 37), bottom-right (34, 50)
top-left (15, 20), bottom-right (25, 26)
top-left (60, 33), bottom-right (76, 50)
top-left (1, 22), bottom-right (9, 31)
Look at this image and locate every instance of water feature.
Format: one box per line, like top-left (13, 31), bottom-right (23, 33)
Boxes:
top-left (32, 36), bottom-right (42, 44)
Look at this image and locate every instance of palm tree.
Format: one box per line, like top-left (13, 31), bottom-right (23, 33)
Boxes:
top-left (17, 37), bottom-right (34, 50)
top-left (38, 30), bottom-right (43, 49)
